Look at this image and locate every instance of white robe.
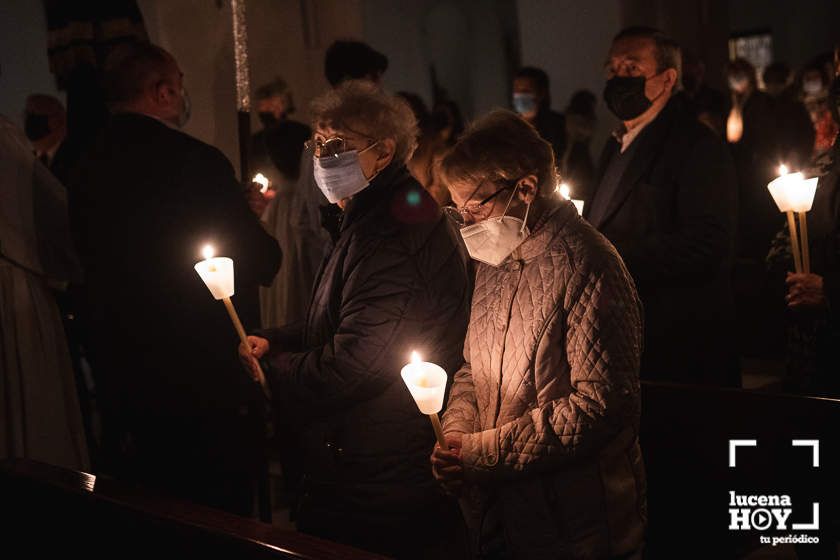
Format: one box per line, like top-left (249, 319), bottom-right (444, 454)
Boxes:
top-left (0, 114), bottom-right (89, 471)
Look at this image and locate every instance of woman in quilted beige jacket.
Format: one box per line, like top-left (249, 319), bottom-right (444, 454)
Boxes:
top-left (432, 110), bottom-right (646, 559)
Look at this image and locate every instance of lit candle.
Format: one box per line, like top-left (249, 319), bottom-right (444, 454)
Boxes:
top-left (557, 182), bottom-right (584, 215)
top-left (767, 165), bottom-right (818, 273)
top-left (401, 351), bottom-right (448, 448)
top-left (253, 172), bottom-right (270, 194)
top-left (194, 244), bottom-right (270, 397)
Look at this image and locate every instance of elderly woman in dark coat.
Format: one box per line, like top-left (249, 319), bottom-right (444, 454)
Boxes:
top-left (241, 81), bottom-right (470, 558)
top-left (431, 110), bottom-right (646, 559)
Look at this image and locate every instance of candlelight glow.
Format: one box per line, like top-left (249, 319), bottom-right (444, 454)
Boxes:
top-left (202, 244), bottom-right (215, 260)
top-left (778, 164), bottom-right (789, 176)
top-left (559, 183), bottom-right (571, 200)
top-left (253, 172), bottom-right (270, 193)
top-left (767, 172), bottom-right (818, 213)
top-left (401, 352), bottom-right (447, 414)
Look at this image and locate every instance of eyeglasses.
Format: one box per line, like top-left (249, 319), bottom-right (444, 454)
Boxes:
top-left (305, 137), bottom-right (349, 158)
top-left (305, 130), bottom-right (378, 158)
top-left (443, 182), bottom-right (515, 226)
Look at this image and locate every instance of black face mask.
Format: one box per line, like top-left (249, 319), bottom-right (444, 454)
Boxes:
top-left (603, 76), bottom-right (652, 121)
top-left (258, 112), bottom-right (280, 128)
top-left (24, 113), bottom-right (51, 141)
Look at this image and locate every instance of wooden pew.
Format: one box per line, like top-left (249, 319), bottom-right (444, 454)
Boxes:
top-left (641, 382), bottom-right (840, 559)
top-left (0, 458), bottom-right (387, 559)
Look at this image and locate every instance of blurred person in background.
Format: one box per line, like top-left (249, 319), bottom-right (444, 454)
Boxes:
top-left (252, 77), bottom-right (311, 329)
top-left (0, 112), bottom-right (89, 472)
top-left (561, 89), bottom-right (597, 200)
top-left (512, 66), bottom-right (566, 161)
top-left (677, 50), bottom-right (727, 135)
top-left (780, 46), bottom-right (840, 397)
top-left (249, 77), bottom-right (311, 189)
top-left (398, 91), bottom-right (451, 206)
top-left (799, 56), bottom-right (839, 156)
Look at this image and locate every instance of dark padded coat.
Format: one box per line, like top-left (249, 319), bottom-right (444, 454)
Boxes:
top-left (262, 163), bottom-right (471, 555)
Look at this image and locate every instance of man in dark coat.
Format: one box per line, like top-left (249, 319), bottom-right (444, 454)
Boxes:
top-left (70, 43), bottom-right (282, 515)
top-left (586, 27), bottom-right (738, 386)
top-left (242, 82), bottom-right (470, 558)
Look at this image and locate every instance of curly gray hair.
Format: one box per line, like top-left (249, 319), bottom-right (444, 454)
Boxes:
top-left (309, 80), bottom-right (419, 164)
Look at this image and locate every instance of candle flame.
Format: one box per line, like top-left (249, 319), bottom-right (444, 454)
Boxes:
top-left (410, 351), bottom-right (421, 365)
top-left (779, 164), bottom-right (789, 176)
top-left (253, 172), bottom-right (270, 193)
top-left (202, 244), bottom-right (215, 260)
top-left (558, 183), bottom-right (571, 200)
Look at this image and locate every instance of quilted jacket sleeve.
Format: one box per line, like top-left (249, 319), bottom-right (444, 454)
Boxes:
top-left (265, 235), bottom-right (423, 418)
top-left (460, 261), bottom-right (642, 481)
top-left (441, 330), bottom-right (478, 436)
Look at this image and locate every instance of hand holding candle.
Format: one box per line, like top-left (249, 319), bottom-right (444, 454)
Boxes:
top-left (194, 244), bottom-right (270, 397)
top-left (401, 351), bottom-right (448, 449)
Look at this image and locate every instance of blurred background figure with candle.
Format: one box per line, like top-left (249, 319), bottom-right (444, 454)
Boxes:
top-left (586, 26), bottom-right (738, 386)
top-left (240, 81), bottom-right (470, 558)
top-left (69, 42), bottom-right (282, 516)
top-left (250, 76), bottom-right (310, 329)
top-left (0, 112), bottom-right (89, 473)
top-left (560, 89), bottom-right (597, 201)
top-left (249, 77), bottom-right (310, 190)
top-left (433, 110), bottom-right (645, 559)
top-left (779, 46), bottom-right (840, 396)
top-left (513, 67), bottom-right (594, 200)
top-left (726, 56), bottom-right (814, 365)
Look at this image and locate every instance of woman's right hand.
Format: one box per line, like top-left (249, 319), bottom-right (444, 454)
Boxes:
top-left (238, 336), bottom-right (270, 379)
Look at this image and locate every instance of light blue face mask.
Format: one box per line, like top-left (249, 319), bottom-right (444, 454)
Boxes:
top-left (312, 142), bottom-right (378, 204)
top-left (512, 92), bottom-right (538, 115)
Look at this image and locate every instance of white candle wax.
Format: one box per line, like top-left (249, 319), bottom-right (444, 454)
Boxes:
top-left (400, 352), bottom-right (447, 415)
top-left (194, 245), bottom-right (235, 300)
top-left (767, 167), bottom-right (818, 213)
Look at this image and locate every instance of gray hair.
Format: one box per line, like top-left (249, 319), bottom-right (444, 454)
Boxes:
top-left (309, 80), bottom-right (418, 164)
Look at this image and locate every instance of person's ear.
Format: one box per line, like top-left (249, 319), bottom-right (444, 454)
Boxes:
top-left (516, 174), bottom-right (539, 204)
top-left (154, 81), bottom-right (178, 109)
top-left (662, 68), bottom-right (679, 92)
top-left (373, 138), bottom-right (396, 174)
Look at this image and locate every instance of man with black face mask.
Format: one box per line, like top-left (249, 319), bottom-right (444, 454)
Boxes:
top-left (585, 26), bottom-right (738, 387)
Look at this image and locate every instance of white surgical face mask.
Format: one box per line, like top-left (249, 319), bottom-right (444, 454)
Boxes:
top-left (312, 144), bottom-right (376, 204)
top-left (459, 188), bottom-right (531, 267)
